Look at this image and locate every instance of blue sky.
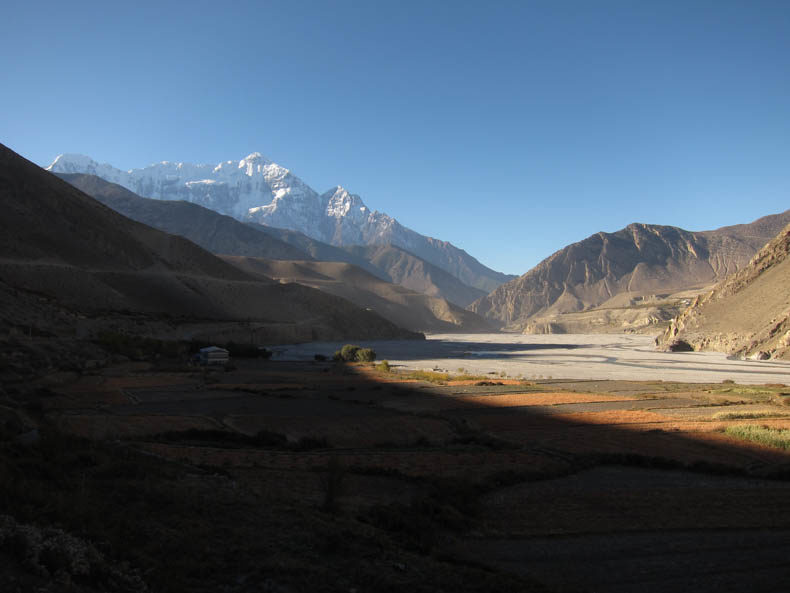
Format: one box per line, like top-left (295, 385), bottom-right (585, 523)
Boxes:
top-left (2, 0), bottom-right (789, 275)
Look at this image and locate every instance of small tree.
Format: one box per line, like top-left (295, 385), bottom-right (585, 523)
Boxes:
top-left (332, 344), bottom-right (376, 362)
top-left (355, 348), bottom-right (376, 362)
top-left (334, 344), bottom-right (359, 361)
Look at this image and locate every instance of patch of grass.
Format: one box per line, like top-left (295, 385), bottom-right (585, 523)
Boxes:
top-left (724, 425), bottom-right (790, 450)
top-left (713, 411), bottom-right (790, 420)
top-left (393, 369), bottom-right (507, 384)
top-left (375, 360), bottom-right (391, 373)
top-left (399, 370), bottom-right (451, 383)
top-left (705, 384), bottom-right (786, 403)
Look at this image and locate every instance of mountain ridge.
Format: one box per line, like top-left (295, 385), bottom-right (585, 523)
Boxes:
top-left (470, 211), bottom-right (790, 333)
top-left (47, 153), bottom-right (514, 292)
top-left (223, 256), bottom-right (494, 333)
top-left (55, 174), bottom-right (484, 306)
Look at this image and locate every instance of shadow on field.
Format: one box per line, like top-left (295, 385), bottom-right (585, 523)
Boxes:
top-left (2, 356), bottom-right (790, 593)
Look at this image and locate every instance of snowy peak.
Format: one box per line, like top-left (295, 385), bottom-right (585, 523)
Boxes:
top-left (323, 186), bottom-right (370, 219)
top-left (47, 154), bottom-right (105, 175)
top-left (238, 152), bottom-right (273, 176)
top-left (46, 151), bottom-right (513, 292)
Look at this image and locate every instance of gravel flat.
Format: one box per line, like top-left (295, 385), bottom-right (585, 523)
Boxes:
top-left (274, 333), bottom-right (790, 384)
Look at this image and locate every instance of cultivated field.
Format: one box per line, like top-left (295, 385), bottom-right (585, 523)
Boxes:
top-left (13, 354), bottom-right (790, 592)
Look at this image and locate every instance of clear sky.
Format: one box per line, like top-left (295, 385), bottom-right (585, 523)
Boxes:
top-left (2, 0), bottom-right (789, 275)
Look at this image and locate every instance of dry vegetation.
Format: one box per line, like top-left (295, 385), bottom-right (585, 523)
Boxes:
top-left (724, 424), bottom-right (790, 450)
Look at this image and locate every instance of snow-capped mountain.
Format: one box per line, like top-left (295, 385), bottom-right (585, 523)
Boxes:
top-left (47, 152), bottom-right (307, 221)
top-left (47, 153), bottom-right (513, 292)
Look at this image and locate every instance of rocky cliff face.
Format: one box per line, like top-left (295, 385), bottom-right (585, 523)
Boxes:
top-left (47, 153), bottom-right (513, 292)
top-left (470, 212), bottom-right (790, 333)
top-left (657, 223), bottom-right (790, 360)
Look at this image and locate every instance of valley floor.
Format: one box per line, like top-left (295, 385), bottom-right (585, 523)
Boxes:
top-left (4, 345), bottom-right (790, 592)
top-left (273, 332), bottom-right (790, 385)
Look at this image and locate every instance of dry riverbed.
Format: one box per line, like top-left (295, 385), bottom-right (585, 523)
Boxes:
top-left (274, 333), bottom-right (790, 385)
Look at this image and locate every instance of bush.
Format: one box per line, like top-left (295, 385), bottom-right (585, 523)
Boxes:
top-left (375, 360), bottom-right (391, 373)
top-left (332, 344), bottom-right (376, 362)
top-left (355, 348), bottom-right (376, 362)
top-left (333, 344), bottom-right (360, 362)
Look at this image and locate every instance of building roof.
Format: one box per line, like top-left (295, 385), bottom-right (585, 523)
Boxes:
top-left (199, 346), bottom-right (229, 354)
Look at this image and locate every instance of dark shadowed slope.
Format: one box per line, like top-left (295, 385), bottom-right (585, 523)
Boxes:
top-left (0, 144), bottom-right (420, 342)
top-left (245, 222), bottom-right (389, 277)
top-left (658, 223), bottom-right (790, 360)
top-left (340, 244), bottom-right (487, 307)
top-left (58, 174), bottom-right (486, 307)
top-left (471, 213), bottom-right (790, 332)
top-left (224, 256), bottom-right (494, 333)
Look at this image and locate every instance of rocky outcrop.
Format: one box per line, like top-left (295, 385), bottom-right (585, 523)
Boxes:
top-left (657, 223), bottom-right (790, 360)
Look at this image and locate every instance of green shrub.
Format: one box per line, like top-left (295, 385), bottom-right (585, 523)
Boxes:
top-left (332, 344), bottom-right (375, 362)
top-left (333, 344), bottom-right (360, 361)
top-left (355, 348), bottom-right (376, 362)
top-left (340, 344), bottom-right (361, 360)
top-left (375, 360), bottom-right (391, 373)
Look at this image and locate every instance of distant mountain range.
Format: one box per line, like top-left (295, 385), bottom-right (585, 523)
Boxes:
top-left (56, 173), bottom-right (487, 309)
top-left (471, 212), bottom-right (790, 333)
top-left (657, 222), bottom-right (790, 360)
top-left (39, 150), bottom-right (790, 342)
top-left (55, 173), bottom-right (491, 332)
top-left (0, 143), bottom-right (421, 344)
top-left (48, 153), bottom-right (514, 293)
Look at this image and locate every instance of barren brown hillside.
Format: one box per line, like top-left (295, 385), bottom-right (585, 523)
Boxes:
top-left (57, 174), bottom-right (487, 308)
top-left (223, 256), bottom-right (493, 333)
top-left (658, 223), bottom-right (790, 360)
top-left (470, 214), bottom-right (790, 333)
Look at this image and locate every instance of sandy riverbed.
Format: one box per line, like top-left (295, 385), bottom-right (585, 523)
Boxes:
top-left (272, 333), bottom-right (790, 385)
